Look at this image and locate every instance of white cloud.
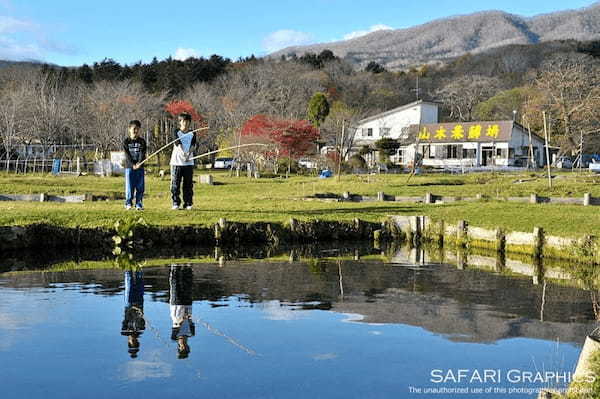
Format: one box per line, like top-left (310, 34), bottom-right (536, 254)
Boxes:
top-left (174, 47), bottom-right (200, 61)
top-left (0, 36), bottom-right (42, 60)
top-left (343, 24), bottom-right (393, 40)
top-left (261, 300), bottom-right (308, 321)
top-left (122, 360), bottom-right (173, 382)
top-left (262, 29), bottom-right (314, 53)
top-left (0, 15), bottom-right (34, 34)
top-left (0, 15), bottom-right (77, 61)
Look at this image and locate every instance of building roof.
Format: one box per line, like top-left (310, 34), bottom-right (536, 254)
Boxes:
top-left (356, 100), bottom-right (441, 125)
top-left (400, 121), bottom-right (545, 145)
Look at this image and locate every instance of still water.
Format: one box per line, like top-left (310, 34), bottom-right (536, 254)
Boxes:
top-left (0, 248), bottom-right (596, 399)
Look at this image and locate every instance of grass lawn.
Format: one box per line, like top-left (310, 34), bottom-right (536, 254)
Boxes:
top-left (0, 170), bottom-right (599, 237)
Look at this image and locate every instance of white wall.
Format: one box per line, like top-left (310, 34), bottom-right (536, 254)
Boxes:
top-left (509, 126), bottom-right (545, 166)
top-left (355, 103), bottom-right (438, 142)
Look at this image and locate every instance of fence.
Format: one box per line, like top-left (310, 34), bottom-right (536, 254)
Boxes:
top-left (1, 156), bottom-right (97, 175)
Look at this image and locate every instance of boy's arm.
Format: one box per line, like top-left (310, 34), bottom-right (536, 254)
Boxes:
top-left (184, 134), bottom-right (197, 161)
top-left (140, 138), bottom-right (147, 163)
top-left (173, 130), bottom-right (182, 147)
top-left (123, 139), bottom-right (134, 164)
top-left (189, 133), bottom-right (198, 155)
top-left (133, 138), bottom-right (147, 169)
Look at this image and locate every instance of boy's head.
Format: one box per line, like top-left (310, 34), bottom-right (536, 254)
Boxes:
top-left (127, 334), bottom-right (140, 358)
top-left (178, 113), bottom-right (192, 132)
top-left (128, 120), bottom-right (141, 139)
top-left (177, 336), bottom-right (190, 359)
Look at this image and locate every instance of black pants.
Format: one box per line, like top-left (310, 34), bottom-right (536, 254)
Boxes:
top-left (171, 165), bottom-right (194, 207)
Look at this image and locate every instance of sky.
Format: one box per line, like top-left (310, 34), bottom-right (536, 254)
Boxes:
top-left (1, 0), bottom-right (598, 67)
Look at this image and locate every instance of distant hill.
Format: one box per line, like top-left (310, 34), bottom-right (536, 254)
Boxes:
top-left (0, 60), bottom-right (47, 69)
top-left (271, 2), bottom-right (600, 70)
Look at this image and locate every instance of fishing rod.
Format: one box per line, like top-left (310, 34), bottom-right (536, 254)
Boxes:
top-left (189, 143), bottom-right (270, 161)
top-left (137, 126), bottom-right (209, 167)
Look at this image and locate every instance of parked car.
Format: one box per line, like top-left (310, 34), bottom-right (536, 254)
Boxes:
top-left (213, 157), bottom-right (234, 169)
top-left (555, 156), bottom-right (573, 169)
top-left (298, 158), bottom-right (317, 169)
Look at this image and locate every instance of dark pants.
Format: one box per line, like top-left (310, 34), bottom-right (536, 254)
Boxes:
top-left (171, 165), bottom-right (194, 207)
top-left (125, 168), bottom-right (145, 208)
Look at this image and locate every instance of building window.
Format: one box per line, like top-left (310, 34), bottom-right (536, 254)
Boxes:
top-left (400, 127), bottom-right (410, 139)
top-left (420, 144), bottom-right (433, 159)
top-left (446, 145), bottom-right (460, 159)
top-left (380, 128), bottom-right (391, 137)
top-left (362, 128), bottom-right (373, 137)
top-left (462, 149), bottom-right (476, 159)
top-left (397, 149), bottom-right (404, 164)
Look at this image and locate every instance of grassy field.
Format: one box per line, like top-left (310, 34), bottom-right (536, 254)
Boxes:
top-left (1, 170), bottom-right (599, 237)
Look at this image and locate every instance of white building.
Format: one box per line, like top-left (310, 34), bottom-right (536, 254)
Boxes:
top-left (353, 100), bottom-right (439, 143)
top-left (350, 100), bottom-right (546, 168)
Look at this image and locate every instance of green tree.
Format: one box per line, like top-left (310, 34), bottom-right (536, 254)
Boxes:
top-left (474, 87), bottom-right (530, 121)
top-left (374, 138), bottom-right (400, 163)
top-left (365, 61), bottom-right (386, 74)
top-left (307, 92), bottom-right (330, 128)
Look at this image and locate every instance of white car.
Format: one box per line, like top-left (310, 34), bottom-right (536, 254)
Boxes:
top-left (298, 159), bottom-right (317, 169)
top-left (213, 157), bottom-right (234, 169)
top-left (555, 156), bottom-right (573, 169)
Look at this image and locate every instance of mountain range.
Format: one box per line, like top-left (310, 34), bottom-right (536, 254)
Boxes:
top-left (271, 2), bottom-right (600, 70)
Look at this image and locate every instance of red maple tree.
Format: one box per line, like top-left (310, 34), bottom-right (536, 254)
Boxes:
top-left (241, 115), bottom-right (319, 159)
top-left (164, 100), bottom-right (203, 122)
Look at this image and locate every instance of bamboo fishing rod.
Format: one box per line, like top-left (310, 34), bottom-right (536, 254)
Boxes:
top-left (189, 143), bottom-right (270, 160)
top-left (137, 126), bottom-right (209, 167)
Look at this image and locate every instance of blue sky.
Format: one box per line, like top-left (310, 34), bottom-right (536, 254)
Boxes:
top-left (1, 0), bottom-right (597, 66)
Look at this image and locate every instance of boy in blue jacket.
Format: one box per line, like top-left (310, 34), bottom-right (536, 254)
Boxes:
top-left (123, 120), bottom-right (147, 210)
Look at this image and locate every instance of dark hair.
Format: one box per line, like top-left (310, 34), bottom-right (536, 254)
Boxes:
top-left (178, 113), bottom-right (192, 122)
top-left (129, 120), bottom-right (141, 128)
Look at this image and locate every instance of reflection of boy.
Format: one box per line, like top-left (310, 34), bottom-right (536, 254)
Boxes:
top-left (121, 270), bottom-right (145, 358)
top-left (169, 265), bottom-right (195, 359)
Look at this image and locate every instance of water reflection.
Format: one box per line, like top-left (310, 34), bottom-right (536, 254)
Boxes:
top-left (169, 265), bottom-right (195, 359)
top-left (122, 270), bottom-right (145, 358)
top-left (3, 243), bottom-right (600, 398)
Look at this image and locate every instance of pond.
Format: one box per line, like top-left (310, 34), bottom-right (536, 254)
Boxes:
top-left (0, 245), bottom-right (597, 398)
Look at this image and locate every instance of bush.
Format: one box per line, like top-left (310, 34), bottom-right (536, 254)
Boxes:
top-left (348, 154), bottom-right (367, 169)
top-left (277, 158), bottom-right (299, 174)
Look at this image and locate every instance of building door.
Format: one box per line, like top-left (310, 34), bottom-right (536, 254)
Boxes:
top-left (481, 147), bottom-right (494, 166)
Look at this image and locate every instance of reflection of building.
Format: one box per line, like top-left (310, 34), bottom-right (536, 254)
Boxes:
top-left (350, 100), bottom-right (546, 169)
top-left (5, 256), bottom-right (594, 345)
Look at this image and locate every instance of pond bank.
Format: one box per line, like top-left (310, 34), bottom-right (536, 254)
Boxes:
top-left (2, 214), bottom-right (598, 266)
top-left (0, 218), bottom-right (380, 252)
top-left (384, 215), bottom-right (600, 265)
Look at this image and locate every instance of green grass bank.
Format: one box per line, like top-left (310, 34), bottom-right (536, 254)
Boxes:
top-left (1, 171), bottom-right (599, 238)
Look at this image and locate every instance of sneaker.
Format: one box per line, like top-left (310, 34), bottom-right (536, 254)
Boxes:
top-left (171, 205), bottom-right (180, 210)
top-left (125, 205), bottom-right (132, 210)
top-left (185, 205), bottom-right (193, 210)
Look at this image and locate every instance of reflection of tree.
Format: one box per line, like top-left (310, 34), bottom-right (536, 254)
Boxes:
top-left (570, 263), bottom-right (600, 321)
top-left (112, 217), bottom-right (147, 270)
top-left (307, 259), bottom-right (328, 277)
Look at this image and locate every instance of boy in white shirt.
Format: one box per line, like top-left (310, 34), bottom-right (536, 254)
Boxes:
top-left (170, 113), bottom-right (197, 210)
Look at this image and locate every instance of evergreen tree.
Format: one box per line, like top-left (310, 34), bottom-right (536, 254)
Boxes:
top-left (307, 92), bottom-right (330, 128)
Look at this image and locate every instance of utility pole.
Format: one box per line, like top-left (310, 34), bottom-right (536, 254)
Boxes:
top-left (543, 111), bottom-right (552, 188)
top-left (336, 120), bottom-right (345, 182)
top-left (411, 75), bottom-right (421, 101)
